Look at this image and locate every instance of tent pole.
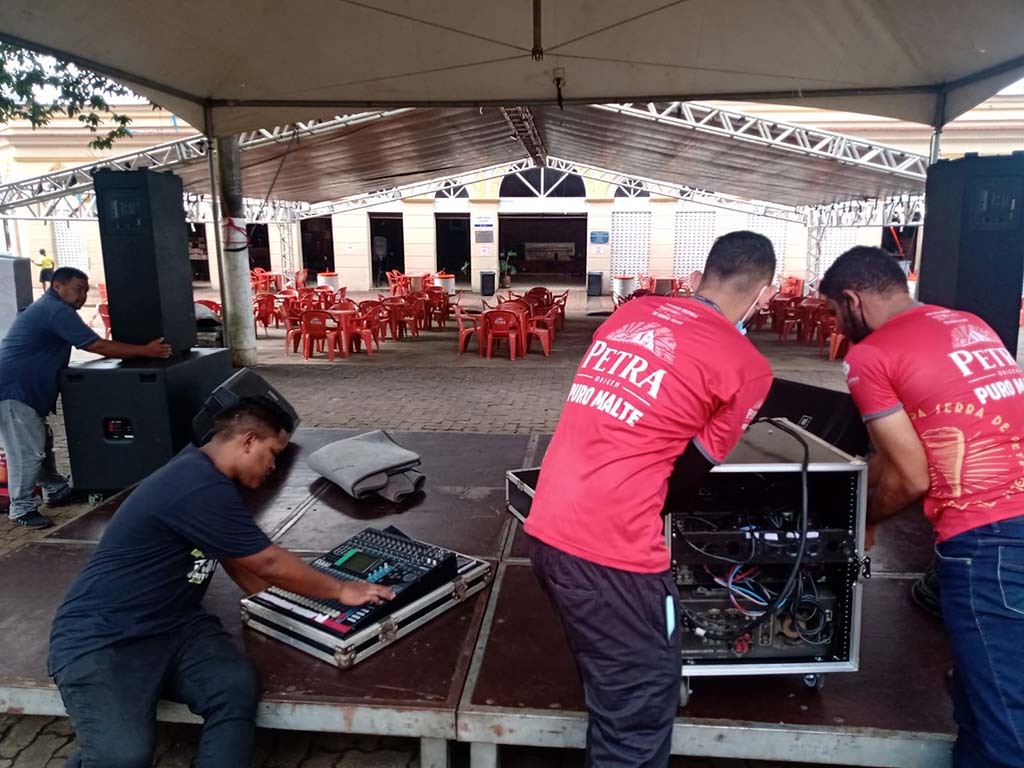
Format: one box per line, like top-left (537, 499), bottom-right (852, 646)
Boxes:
top-left (928, 128), bottom-right (942, 165)
top-left (205, 136), bottom-right (229, 345)
top-left (215, 134), bottom-right (258, 367)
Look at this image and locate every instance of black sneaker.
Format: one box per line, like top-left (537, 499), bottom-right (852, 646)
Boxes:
top-left (44, 489), bottom-right (84, 508)
top-left (11, 512), bottom-right (53, 529)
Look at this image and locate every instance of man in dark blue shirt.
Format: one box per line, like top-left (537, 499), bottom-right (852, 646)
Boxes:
top-left (0, 267), bottom-right (171, 528)
top-left (49, 399), bottom-right (394, 768)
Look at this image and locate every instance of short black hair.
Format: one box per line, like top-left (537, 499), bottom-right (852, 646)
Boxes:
top-left (51, 267), bottom-right (88, 284)
top-left (702, 231), bottom-right (776, 291)
top-left (211, 397), bottom-right (293, 440)
top-left (819, 246), bottom-right (908, 299)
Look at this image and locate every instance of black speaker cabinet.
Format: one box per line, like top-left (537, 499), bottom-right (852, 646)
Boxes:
top-left (757, 378), bottom-right (869, 458)
top-left (60, 349), bottom-right (233, 491)
top-left (918, 152), bottom-right (1024, 355)
top-left (94, 169), bottom-right (197, 351)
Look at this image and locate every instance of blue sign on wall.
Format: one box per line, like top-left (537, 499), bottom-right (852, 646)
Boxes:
top-left (590, 231), bottom-right (610, 244)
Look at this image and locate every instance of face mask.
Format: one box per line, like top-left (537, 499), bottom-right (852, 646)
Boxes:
top-left (844, 296), bottom-right (872, 343)
top-left (736, 286), bottom-right (769, 336)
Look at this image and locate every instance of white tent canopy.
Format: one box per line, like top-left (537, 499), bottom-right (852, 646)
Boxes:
top-left (3, 1), bottom-right (1024, 136)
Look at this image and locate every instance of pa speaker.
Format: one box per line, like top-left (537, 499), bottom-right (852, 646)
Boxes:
top-left (94, 169), bottom-right (197, 352)
top-left (61, 349), bottom-right (233, 491)
top-left (918, 153), bottom-right (1024, 355)
top-left (192, 368), bottom-right (300, 445)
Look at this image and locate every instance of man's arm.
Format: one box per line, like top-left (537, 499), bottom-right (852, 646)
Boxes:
top-left (221, 559), bottom-right (270, 595)
top-left (864, 410), bottom-right (930, 526)
top-left (225, 544), bottom-right (395, 605)
top-left (85, 337), bottom-right (172, 359)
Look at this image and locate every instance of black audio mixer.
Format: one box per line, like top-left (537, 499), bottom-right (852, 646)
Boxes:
top-left (249, 527), bottom-right (459, 638)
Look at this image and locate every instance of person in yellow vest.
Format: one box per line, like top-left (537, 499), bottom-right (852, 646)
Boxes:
top-left (32, 248), bottom-right (56, 292)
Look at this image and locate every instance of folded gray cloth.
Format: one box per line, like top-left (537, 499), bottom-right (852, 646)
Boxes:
top-left (307, 430), bottom-right (425, 502)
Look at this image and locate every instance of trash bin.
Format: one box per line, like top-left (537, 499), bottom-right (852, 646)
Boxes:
top-left (481, 270), bottom-right (496, 297)
top-left (317, 272), bottom-right (340, 290)
top-left (435, 273), bottom-right (456, 295)
top-left (612, 275), bottom-right (636, 300)
top-left (587, 271), bottom-right (603, 297)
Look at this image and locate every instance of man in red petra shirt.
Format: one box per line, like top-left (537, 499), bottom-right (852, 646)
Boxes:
top-left (526, 231), bottom-right (776, 767)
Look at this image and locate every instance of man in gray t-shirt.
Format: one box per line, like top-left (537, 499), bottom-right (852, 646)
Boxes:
top-left (0, 267), bottom-right (170, 528)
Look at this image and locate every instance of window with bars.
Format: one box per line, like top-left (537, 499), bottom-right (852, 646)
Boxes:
top-left (611, 211), bottom-right (651, 276)
top-left (52, 222), bottom-right (90, 274)
top-left (673, 211), bottom-right (716, 277)
top-left (819, 229), bottom-right (862, 276)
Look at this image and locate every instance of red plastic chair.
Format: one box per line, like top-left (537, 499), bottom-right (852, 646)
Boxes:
top-left (293, 269), bottom-right (309, 288)
top-left (426, 292), bottom-right (450, 329)
top-left (526, 312), bottom-right (555, 356)
top-left (251, 268), bottom-right (272, 294)
top-left (455, 305), bottom-right (483, 356)
top-left (328, 298), bottom-right (359, 312)
top-left (97, 303), bottom-right (112, 339)
top-left (195, 299), bottom-right (222, 317)
top-left (408, 291), bottom-right (430, 330)
top-left (526, 286), bottom-right (554, 306)
top-left (551, 291), bottom-right (568, 330)
top-left (346, 309), bottom-right (379, 355)
top-left (829, 331), bottom-right (850, 361)
top-left (358, 301), bottom-right (390, 344)
top-left (779, 276), bottom-right (805, 298)
top-left (483, 310), bottom-right (520, 361)
top-left (252, 294), bottom-right (280, 337)
top-left (382, 297), bottom-right (419, 339)
top-left (286, 310), bottom-right (342, 361)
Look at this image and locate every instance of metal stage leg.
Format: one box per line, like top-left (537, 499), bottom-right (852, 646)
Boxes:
top-left (470, 742), bottom-right (499, 768)
top-left (420, 737), bottom-right (450, 768)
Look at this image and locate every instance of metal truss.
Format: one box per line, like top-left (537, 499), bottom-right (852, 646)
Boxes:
top-left (0, 109), bottom-right (410, 215)
top-left (1, 193), bottom-right (307, 224)
top-left (0, 135), bottom-right (210, 214)
top-left (546, 157), bottom-right (806, 223)
top-left (500, 107), bottom-right (546, 166)
top-left (593, 102), bottom-right (929, 181)
top-left (806, 195), bottom-right (925, 227)
top-left (301, 159), bottom-right (534, 218)
top-left (275, 222), bottom-right (297, 279)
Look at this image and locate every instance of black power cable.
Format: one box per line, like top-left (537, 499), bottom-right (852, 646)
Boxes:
top-left (680, 417), bottom-right (810, 642)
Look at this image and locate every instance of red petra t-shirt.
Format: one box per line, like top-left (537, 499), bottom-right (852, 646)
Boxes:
top-left (524, 296), bottom-right (773, 573)
top-left (844, 304), bottom-right (1024, 542)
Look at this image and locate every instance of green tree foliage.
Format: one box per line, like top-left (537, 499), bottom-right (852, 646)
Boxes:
top-left (0, 43), bottom-right (134, 149)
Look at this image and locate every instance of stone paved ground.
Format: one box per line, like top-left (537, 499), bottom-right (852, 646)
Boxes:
top-left (0, 289), bottom-right (855, 766)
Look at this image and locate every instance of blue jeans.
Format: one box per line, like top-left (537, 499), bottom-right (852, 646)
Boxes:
top-left (937, 515), bottom-right (1024, 767)
top-left (54, 615), bottom-right (260, 768)
top-left (0, 398), bottom-right (69, 519)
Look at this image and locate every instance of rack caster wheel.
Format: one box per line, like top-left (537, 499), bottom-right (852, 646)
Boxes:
top-left (802, 674), bottom-right (825, 690)
top-left (679, 679), bottom-right (691, 707)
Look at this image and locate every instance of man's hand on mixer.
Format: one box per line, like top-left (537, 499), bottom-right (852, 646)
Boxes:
top-left (339, 581), bottom-right (395, 606)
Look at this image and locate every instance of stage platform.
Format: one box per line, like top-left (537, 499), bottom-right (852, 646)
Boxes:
top-left (0, 428), bottom-right (954, 766)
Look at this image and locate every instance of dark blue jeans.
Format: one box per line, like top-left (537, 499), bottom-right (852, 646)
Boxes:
top-left (937, 515), bottom-right (1024, 768)
top-left (530, 537), bottom-right (681, 768)
top-left (53, 615), bottom-right (260, 768)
